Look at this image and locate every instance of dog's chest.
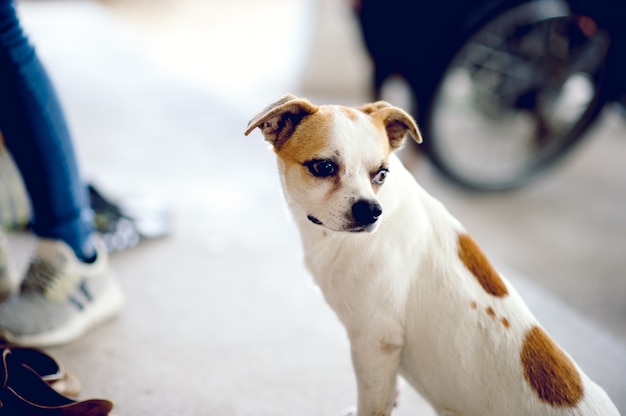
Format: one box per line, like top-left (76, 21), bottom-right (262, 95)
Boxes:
top-left (298, 220), bottom-right (425, 335)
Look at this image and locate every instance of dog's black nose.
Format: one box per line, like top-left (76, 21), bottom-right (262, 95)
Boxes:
top-left (352, 199), bottom-right (382, 225)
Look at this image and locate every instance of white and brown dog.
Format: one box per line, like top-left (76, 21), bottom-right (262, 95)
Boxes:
top-left (245, 95), bottom-right (619, 416)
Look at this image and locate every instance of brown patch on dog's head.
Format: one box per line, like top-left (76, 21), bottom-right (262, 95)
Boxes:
top-left (275, 107), bottom-right (335, 163)
top-left (501, 317), bottom-right (510, 329)
top-left (486, 306), bottom-right (496, 319)
top-left (246, 95), bottom-right (422, 154)
top-left (244, 94), bottom-right (318, 150)
top-left (521, 326), bottom-right (584, 407)
top-left (357, 101), bottom-right (393, 114)
top-left (458, 234), bottom-right (508, 298)
top-left (338, 106), bottom-right (359, 121)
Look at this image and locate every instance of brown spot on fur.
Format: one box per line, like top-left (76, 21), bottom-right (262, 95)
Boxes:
top-left (380, 341), bottom-right (402, 354)
top-left (470, 300), bottom-right (478, 309)
top-left (458, 234), bottom-right (508, 298)
top-left (338, 106), bottom-right (359, 121)
top-left (501, 317), bottom-right (510, 328)
top-left (521, 326), bottom-right (584, 407)
top-left (486, 306), bottom-right (496, 319)
top-left (278, 108), bottom-right (334, 162)
top-left (356, 101), bottom-right (393, 115)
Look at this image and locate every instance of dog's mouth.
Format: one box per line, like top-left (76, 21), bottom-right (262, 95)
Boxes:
top-left (347, 223), bottom-right (379, 233)
top-left (306, 215), bottom-right (378, 233)
top-left (307, 215), bottom-right (323, 225)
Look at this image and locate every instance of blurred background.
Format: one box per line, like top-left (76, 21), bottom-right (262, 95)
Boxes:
top-left (2, 0), bottom-right (625, 414)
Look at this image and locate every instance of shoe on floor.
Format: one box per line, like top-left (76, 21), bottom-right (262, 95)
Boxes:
top-left (0, 337), bottom-right (81, 397)
top-left (0, 348), bottom-right (113, 416)
top-left (0, 236), bottom-right (124, 347)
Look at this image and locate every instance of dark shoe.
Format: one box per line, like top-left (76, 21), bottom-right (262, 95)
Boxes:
top-left (89, 184), bottom-right (140, 253)
top-left (0, 349), bottom-right (113, 415)
top-left (89, 184), bottom-right (171, 253)
top-left (0, 338), bottom-right (80, 397)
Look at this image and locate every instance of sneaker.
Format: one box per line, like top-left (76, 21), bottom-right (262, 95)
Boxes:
top-left (0, 236), bottom-right (124, 347)
top-left (0, 232), bottom-right (15, 301)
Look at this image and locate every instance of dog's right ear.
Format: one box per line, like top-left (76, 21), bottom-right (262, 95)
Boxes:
top-left (244, 94), bottom-right (318, 150)
top-left (358, 101), bottom-right (423, 148)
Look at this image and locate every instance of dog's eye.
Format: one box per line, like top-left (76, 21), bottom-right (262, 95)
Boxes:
top-left (372, 169), bottom-right (389, 185)
top-left (306, 160), bottom-right (337, 178)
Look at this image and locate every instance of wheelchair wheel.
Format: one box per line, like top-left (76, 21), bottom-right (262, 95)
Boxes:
top-left (422, 0), bottom-right (610, 191)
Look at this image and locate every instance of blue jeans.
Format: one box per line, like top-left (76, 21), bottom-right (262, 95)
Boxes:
top-left (0, 0), bottom-right (94, 261)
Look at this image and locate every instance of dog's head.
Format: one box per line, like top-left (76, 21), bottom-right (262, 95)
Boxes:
top-left (245, 94), bottom-right (422, 233)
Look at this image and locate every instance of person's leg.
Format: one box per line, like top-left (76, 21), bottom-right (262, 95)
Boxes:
top-left (0, 0), bottom-right (123, 346)
top-left (0, 0), bottom-right (94, 262)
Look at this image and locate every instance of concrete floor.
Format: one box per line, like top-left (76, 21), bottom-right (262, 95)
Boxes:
top-left (4, 0), bottom-right (625, 414)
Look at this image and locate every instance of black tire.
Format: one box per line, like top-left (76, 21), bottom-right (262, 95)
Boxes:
top-left (420, 0), bottom-right (610, 191)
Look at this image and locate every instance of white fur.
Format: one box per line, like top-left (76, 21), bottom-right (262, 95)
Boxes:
top-left (247, 97), bottom-right (620, 416)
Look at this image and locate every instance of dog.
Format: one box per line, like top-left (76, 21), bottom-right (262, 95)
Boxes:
top-left (245, 94), bottom-right (619, 416)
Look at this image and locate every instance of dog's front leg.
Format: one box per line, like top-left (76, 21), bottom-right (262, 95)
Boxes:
top-left (350, 336), bottom-right (402, 416)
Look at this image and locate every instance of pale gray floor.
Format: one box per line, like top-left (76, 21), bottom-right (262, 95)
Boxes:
top-left (3, 1), bottom-right (625, 414)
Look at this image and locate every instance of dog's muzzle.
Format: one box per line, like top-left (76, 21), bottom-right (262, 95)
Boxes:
top-left (351, 199), bottom-right (382, 227)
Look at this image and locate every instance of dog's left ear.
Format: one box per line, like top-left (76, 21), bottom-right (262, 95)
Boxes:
top-left (358, 101), bottom-right (423, 149)
top-left (245, 94), bottom-right (318, 150)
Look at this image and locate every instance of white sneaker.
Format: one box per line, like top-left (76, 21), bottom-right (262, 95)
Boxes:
top-left (0, 236), bottom-right (124, 347)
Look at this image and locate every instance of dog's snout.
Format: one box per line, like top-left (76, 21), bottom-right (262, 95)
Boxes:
top-left (352, 199), bottom-right (382, 225)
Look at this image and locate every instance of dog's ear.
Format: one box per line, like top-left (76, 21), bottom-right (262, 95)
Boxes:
top-left (379, 106), bottom-right (423, 148)
top-left (245, 94), bottom-right (318, 149)
top-left (358, 101), bottom-right (423, 148)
